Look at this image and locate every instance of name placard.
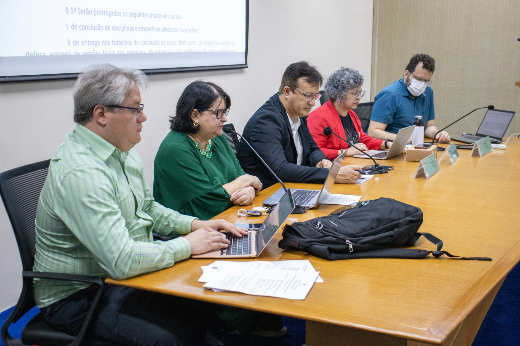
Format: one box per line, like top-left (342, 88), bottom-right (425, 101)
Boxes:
top-left (414, 153), bottom-right (440, 179)
top-left (447, 143), bottom-right (459, 164)
top-left (471, 137), bottom-right (493, 157)
top-left (438, 143), bottom-right (459, 165)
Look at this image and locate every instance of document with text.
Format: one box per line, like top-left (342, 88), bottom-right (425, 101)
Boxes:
top-left (356, 174), bottom-right (374, 184)
top-left (319, 194), bottom-right (362, 205)
top-left (200, 260), bottom-right (321, 300)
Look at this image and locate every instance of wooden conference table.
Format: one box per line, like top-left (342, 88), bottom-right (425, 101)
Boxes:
top-left (107, 142), bottom-right (520, 346)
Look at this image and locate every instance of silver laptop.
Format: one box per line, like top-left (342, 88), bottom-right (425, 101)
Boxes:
top-left (262, 151), bottom-right (347, 208)
top-left (192, 189), bottom-right (295, 258)
top-left (353, 125), bottom-right (415, 160)
top-left (452, 109), bottom-right (515, 144)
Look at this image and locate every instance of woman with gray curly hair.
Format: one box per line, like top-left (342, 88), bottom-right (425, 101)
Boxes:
top-left (308, 67), bottom-right (392, 160)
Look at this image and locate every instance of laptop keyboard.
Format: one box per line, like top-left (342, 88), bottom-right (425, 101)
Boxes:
top-left (221, 232), bottom-right (253, 256)
top-left (463, 135), bottom-right (483, 141)
top-left (292, 189), bottom-right (319, 205)
top-left (457, 135), bottom-right (501, 143)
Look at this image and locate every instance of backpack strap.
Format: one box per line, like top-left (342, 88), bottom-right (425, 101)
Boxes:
top-left (419, 232), bottom-right (492, 261)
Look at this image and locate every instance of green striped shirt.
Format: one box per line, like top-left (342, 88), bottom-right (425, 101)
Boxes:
top-left (33, 124), bottom-right (196, 308)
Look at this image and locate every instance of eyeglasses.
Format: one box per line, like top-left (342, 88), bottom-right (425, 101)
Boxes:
top-left (106, 104), bottom-right (144, 118)
top-left (199, 108), bottom-right (230, 119)
top-left (411, 73), bottom-right (432, 85)
top-left (294, 88), bottom-right (321, 102)
top-left (347, 90), bottom-right (366, 99)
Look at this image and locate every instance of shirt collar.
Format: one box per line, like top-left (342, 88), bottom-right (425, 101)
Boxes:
top-left (73, 124), bottom-right (125, 162)
top-left (286, 112), bottom-right (301, 132)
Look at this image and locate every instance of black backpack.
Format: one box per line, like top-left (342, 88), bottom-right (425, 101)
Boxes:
top-left (278, 198), bottom-right (491, 261)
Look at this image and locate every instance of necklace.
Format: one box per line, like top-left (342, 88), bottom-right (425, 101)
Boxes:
top-left (194, 139), bottom-right (213, 158)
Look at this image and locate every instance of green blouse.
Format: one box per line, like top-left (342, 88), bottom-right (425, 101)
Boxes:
top-left (153, 131), bottom-right (246, 220)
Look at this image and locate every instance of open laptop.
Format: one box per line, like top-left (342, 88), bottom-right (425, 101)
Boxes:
top-left (192, 189), bottom-right (295, 258)
top-left (261, 151), bottom-right (347, 208)
top-left (452, 109), bottom-right (515, 144)
top-left (353, 125), bottom-right (415, 160)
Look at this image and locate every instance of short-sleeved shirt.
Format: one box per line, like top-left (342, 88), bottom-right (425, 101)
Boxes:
top-left (371, 79), bottom-right (435, 134)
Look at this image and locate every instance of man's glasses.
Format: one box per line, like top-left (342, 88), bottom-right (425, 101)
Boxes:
top-left (106, 104), bottom-right (144, 118)
top-left (411, 73), bottom-right (432, 85)
top-left (199, 108), bottom-right (230, 119)
top-left (294, 88), bottom-right (321, 102)
top-left (347, 90), bottom-right (366, 99)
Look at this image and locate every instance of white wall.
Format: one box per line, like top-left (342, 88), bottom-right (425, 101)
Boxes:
top-left (0, 0), bottom-right (374, 311)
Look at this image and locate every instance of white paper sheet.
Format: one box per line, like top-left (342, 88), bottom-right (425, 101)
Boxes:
top-left (356, 174), bottom-right (374, 184)
top-left (200, 260), bottom-right (323, 283)
top-left (319, 194), bottom-right (362, 205)
top-left (202, 264), bottom-right (318, 300)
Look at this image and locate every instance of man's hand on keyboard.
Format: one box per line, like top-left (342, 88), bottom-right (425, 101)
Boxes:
top-left (192, 219), bottom-right (248, 237)
top-left (185, 228), bottom-right (230, 255)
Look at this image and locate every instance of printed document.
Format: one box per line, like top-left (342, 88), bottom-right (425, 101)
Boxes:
top-left (319, 194), bottom-right (362, 205)
top-left (200, 260), bottom-right (320, 300)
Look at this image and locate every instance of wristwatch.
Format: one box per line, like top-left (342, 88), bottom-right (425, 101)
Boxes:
top-left (384, 139), bottom-right (393, 149)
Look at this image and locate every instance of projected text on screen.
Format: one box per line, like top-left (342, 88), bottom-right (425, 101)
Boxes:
top-left (0, 0), bottom-right (248, 80)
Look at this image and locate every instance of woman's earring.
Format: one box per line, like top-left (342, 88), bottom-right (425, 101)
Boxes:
top-left (193, 120), bottom-right (199, 126)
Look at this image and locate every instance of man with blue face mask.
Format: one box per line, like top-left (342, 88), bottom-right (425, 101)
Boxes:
top-left (368, 54), bottom-right (450, 142)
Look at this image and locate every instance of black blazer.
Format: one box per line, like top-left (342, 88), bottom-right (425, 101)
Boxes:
top-left (237, 93), bottom-right (329, 189)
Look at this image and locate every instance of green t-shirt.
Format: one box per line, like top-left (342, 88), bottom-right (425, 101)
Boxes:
top-left (153, 131), bottom-right (246, 220)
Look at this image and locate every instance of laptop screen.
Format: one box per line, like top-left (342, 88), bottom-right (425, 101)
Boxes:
top-left (476, 109), bottom-right (515, 139)
top-left (256, 190), bottom-right (295, 254)
top-left (319, 151), bottom-right (346, 203)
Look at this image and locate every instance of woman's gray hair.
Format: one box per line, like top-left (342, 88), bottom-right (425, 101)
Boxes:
top-left (73, 64), bottom-right (148, 124)
top-left (324, 67), bottom-right (364, 102)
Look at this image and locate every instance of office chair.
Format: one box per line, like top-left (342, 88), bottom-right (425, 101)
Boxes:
top-left (353, 102), bottom-right (374, 133)
top-left (0, 160), bottom-right (110, 346)
top-left (318, 90), bottom-right (330, 105)
top-left (222, 123), bottom-right (240, 155)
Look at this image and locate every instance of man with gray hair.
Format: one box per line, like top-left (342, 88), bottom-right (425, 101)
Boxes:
top-left (308, 67), bottom-right (392, 160)
top-left (33, 64), bottom-right (246, 345)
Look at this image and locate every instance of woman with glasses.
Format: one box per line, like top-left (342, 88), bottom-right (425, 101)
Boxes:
top-left (307, 67), bottom-right (392, 160)
top-left (153, 81), bottom-right (262, 220)
top-left (154, 81), bottom-right (286, 338)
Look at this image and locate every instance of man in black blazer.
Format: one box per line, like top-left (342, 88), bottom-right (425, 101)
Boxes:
top-left (237, 61), bottom-right (361, 189)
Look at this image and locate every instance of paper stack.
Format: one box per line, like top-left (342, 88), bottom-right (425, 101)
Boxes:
top-left (199, 260), bottom-right (322, 300)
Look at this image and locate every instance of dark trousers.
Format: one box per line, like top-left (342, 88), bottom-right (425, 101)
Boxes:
top-left (41, 284), bottom-right (218, 346)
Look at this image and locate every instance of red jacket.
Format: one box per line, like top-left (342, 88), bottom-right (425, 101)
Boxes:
top-left (307, 100), bottom-right (384, 160)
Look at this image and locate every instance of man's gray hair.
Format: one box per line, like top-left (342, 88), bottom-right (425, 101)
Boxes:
top-left (73, 64), bottom-right (148, 124)
top-left (324, 67), bottom-right (364, 102)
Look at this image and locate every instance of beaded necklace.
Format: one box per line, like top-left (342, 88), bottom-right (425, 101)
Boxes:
top-left (194, 139), bottom-right (213, 158)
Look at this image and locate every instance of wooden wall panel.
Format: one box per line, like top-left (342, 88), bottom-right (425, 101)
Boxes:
top-left (372, 0), bottom-right (520, 138)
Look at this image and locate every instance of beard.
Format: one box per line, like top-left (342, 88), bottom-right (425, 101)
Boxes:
top-left (404, 74), bottom-right (411, 87)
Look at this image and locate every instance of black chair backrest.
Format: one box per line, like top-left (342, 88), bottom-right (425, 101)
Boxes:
top-left (0, 160), bottom-right (50, 272)
top-left (319, 90), bottom-right (330, 105)
top-left (355, 102), bottom-right (374, 133)
top-left (222, 123), bottom-right (240, 155)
